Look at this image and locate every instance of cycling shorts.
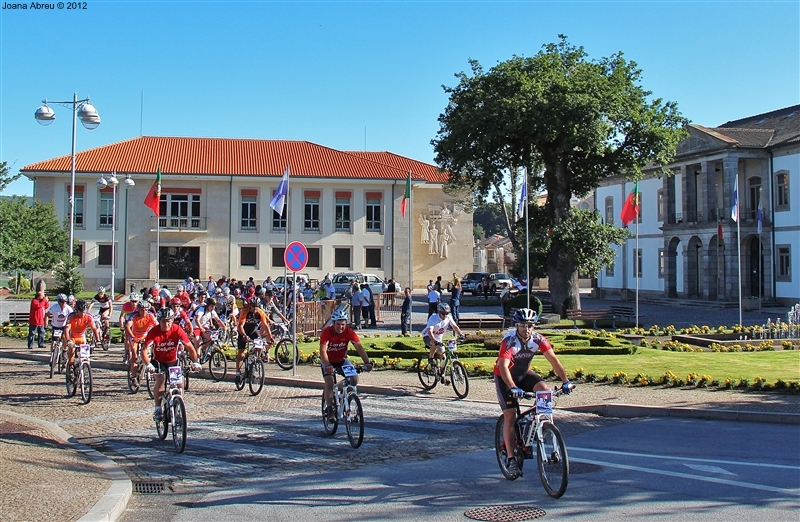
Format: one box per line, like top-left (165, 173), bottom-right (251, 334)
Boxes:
top-left (320, 358), bottom-right (355, 378)
top-left (494, 371), bottom-right (545, 411)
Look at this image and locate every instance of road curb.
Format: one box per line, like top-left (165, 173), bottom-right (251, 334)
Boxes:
top-left (565, 403), bottom-right (800, 425)
top-left (0, 409), bottom-right (132, 522)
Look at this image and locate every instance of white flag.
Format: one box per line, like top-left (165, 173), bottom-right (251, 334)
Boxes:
top-left (517, 180), bottom-right (527, 219)
top-left (270, 165), bottom-right (290, 216)
top-left (731, 175), bottom-right (739, 222)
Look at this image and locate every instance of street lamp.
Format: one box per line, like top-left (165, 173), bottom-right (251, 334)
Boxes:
top-left (97, 171), bottom-right (134, 300)
top-left (35, 93), bottom-right (101, 259)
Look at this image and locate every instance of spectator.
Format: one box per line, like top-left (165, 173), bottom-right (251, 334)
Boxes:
top-left (400, 287), bottom-right (412, 335)
top-left (350, 283), bottom-right (363, 329)
top-left (482, 274), bottom-right (490, 300)
top-left (206, 276), bottom-right (217, 294)
top-left (361, 283), bottom-right (376, 328)
top-left (500, 282), bottom-right (513, 317)
top-left (325, 279), bottom-right (336, 300)
top-left (449, 279), bottom-right (462, 324)
top-left (28, 290), bottom-right (50, 349)
top-left (434, 275), bottom-right (443, 293)
top-left (427, 284), bottom-right (441, 318)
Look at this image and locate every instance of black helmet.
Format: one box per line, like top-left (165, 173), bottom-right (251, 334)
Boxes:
top-left (74, 299), bottom-right (87, 312)
top-left (436, 302), bottom-right (451, 314)
top-left (157, 307), bottom-right (176, 321)
top-left (247, 296), bottom-right (261, 308)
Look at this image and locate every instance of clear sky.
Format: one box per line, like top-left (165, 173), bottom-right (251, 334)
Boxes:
top-left (1, 1), bottom-right (798, 197)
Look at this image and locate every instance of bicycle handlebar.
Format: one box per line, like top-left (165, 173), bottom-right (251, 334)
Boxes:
top-left (511, 384), bottom-right (576, 400)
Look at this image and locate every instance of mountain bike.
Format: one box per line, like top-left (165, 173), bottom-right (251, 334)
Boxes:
top-left (272, 323), bottom-right (298, 370)
top-left (322, 364), bottom-right (369, 448)
top-left (417, 338), bottom-right (469, 399)
top-left (65, 343), bottom-right (93, 404)
top-left (90, 314), bottom-right (111, 352)
top-left (48, 328), bottom-right (66, 379)
top-left (127, 341), bottom-right (154, 398)
top-left (494, 385), bottom-right (574, 498)
top-left (234, 338), bottom-right (265, 395)
top-left (198, 329), bottom-right (228, 381)
top-left (177, 347), bottom-right (192, 391)
top-left (154, 366), bottom-right (193, 453)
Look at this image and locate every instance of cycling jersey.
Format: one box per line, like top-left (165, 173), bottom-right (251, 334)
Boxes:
top-left (48, 303), bottom-right (73, 328)
top-left (65, 313), bottom-right (94, 344)
top-left (93, 293), bottom-right (112, 311)
top-left (238, 307), bottom-right (268, 331)
top-left (422, 313), bottom-right (458, 343)
top-left (126, 311), bottom-right (158, 341)
top-left (492, 331), bottom-right (553, 381)
top-left (319, 325), bottom-right (360, 364)
top-left (145, 323), bottom-right (192, 364)
top-left (195, 308), bottom-right (221, 331)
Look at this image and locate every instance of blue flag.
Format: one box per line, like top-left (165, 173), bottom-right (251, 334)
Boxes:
top-left (270, 165), bottom-right (290, 216)
top-left (517, 180), bottom-right (527, 219)
top-left (731, 175), bottom-right (739, 222)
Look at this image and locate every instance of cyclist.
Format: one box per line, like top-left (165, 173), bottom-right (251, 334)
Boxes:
top-left (119, 293), bottom-right (140, 329)
top-left (124, 300), bottom-right (158, 374)
top-left (319, 309), bottom-right (372, 421)
top-left (142, 307), bottom-right (201, 422)
top-left (236, 296), bottom-right (274, 378)
top-left (168, 297), bottom-right (193, 335)
top-left (64, 299), bottom-right (101, 377)
top-left (174, 284), bottom-right (192, 310)
top-left (493, 308), bottom-right (571, 478)
top-left (46, 294), bottom-right (73, 353)
top-left (193, 297), bottom-right (227, 354)
top-left (422, 303), bottom-right (465, 368)
top-left (89, 286), bottom-right (113, 336)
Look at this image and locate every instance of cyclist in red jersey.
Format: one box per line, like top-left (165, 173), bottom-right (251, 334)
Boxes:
top-left (493, 308), bottom-right (571, 477)
top-left (142, 307), bottom-right (201, 422)
top-left (319, 309), bottom-right (372, 421)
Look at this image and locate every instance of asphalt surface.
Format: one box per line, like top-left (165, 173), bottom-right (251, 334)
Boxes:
top-left (1, 292), bottom-right (798, 521)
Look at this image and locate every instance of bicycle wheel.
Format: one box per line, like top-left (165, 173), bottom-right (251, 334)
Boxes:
top-left (58, 349), bottom-right (67, 374)
top-left (248, 359), bottom-right (264, 396)
top-left (145, 370), bottom-right (154, 399)
top-left (450, 360), bottom-right (469, 399)
top-left (274, 339), bottom-right (297, 370)
top-left (417, 359), bottom-right (438, 390)
top-left (537, 421), bottom-right (569, 498)
top-left (322, 396), bottom-right (338, 435)
top-left (182, 358), bottom-right (190, 392)
top-left (156, 399), bottom-right (169, 440)
top-left (79, 362), bottom-right (92, 404)
top-left (345, 393), bottom-right (364, 449)
top-left (128, 366), bottom-right (140, 394)
top-left (101, 329), bottom-right (110, 351)
top-left (66, 364), bottom-right (77, 397)
top-left (234, 366), bottom-right (246, 391)
top-left (494, 415), bottom-right (522, 480)
top-left (172, 396), bottom-right (187, 453)
top-left (208, 348), bottom-right (228, 381)
top-left (49, 345), bottom-right (59, 379)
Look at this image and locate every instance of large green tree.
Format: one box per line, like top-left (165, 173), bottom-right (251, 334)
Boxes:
top-left (0, 197), bottom-right (69, 290)
top-left (433, 36), bottom-right (687, 314)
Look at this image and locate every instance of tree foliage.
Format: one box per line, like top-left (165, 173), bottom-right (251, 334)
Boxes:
top-left (0, 197), bottom-right (69, 276)
top-left (53, 255), bottom-right (84, 296)
top-left (0, 161), bottom-right (22, 193)
top-left (432, 36), bottom-right (688, 314)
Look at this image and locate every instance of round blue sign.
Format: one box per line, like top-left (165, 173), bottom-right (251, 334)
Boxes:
top-left (284, 241), bottom-right (308, 272)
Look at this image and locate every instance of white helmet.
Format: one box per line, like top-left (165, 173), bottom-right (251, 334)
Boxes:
top-left (330, 309), bottom-right (348, 322)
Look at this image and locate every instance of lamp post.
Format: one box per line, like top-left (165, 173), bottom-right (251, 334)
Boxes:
top-left (35, 93), bottom-right (101, 259)
top-left (97, 172), bottom-right (134, 300)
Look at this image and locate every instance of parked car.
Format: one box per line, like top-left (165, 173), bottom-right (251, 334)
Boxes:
top-left (461, 272), bottom-right (489, 296)
top-left (274, 274), bottom-right (309, 292)
top-left (331, 272), bottom-right (385, 298)
top-left (488, 273), bottom-right (515, 295)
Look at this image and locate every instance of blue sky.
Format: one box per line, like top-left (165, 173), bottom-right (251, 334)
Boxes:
top-left (1, 1), bottom-right (798, 196)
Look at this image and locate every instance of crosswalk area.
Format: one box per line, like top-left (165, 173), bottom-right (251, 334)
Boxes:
top-left (91, 394), bottom-right (502, 488)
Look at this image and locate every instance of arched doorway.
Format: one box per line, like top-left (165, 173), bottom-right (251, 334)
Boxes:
top-left (709, 235), bottom-right (724, 300)
top-left (666, 237), bottom-right (681, 298)
top-left (746, 236), bottom-right (764, 298)
top-left (686, 236), bottom-right (703, 299)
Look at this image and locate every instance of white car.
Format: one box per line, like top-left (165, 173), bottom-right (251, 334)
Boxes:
top-left (488, 273), bottom-right (515, 295)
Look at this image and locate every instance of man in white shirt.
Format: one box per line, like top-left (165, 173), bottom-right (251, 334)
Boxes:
top-left (427, 285), bottom-right (441, 318)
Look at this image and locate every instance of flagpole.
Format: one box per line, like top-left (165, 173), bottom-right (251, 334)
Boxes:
top-left (156, 217), bottom-right (160, 284)
top-left (524, 168), bottom-right (530, 309)
top-left (635, 214), bottom-right (639, 328)
top-left (408, 172), bottom-right (413, 334)
top-left (737, 216), bottom-right (742, 326)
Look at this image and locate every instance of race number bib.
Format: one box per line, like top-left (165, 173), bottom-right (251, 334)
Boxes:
top-left (535, 390), bottom-right (553, 414)
top-left (342, 365), bottom-right (358, 377)
top-left (169, 366), bottom-right (183, 386)
top-left (252, 338), bottom-right (264, 349)
top-left (447, 339), bottom-right (457, 352)
top-left (53, 329), bottom-right (62, 339)
top-left (79, 344), bottom-right (91, 359)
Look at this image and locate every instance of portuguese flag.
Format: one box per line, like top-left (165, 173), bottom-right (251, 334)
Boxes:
top-left (620, 182), bottom-right (639, 226)
top-left (143, 168), bottom-right (162, 217)
top-left (400, 170), bottom-right (411, 217)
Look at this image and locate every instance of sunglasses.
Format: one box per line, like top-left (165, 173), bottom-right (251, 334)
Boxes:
top-left (518, 323), bottom-right (536, 328)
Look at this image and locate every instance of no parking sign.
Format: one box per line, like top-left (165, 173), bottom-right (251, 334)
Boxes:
top-left (284, 241), bottom-right (308, 273)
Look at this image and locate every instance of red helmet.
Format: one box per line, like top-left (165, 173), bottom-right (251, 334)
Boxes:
top-left (170, 297), bottom-right (182, 306)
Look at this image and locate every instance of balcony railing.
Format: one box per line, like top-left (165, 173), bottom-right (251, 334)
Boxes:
top-left (151, 216), bottom-right (207, 231)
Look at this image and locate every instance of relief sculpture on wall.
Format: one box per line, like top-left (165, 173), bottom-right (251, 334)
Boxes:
top-left (418, 202), bottom-right (463, 259)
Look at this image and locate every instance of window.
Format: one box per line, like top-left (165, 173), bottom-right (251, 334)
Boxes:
top-left (777, 245), bottom-right (791, 281)
top-left (748, 177), bottom-right (762, 220)
top-left (776, 171), bottom-right (790, 210)
top-left (657, 190), bottom-right (664, 222)
top-left (97, 244), bottom-right (114, 267)
top-left (73, 243), bottom-right (84, 266)
top-left (658, 249), bottom-right (665, 278)
top-left (366, 192), bottom-right (382, 232)
top-left (488, 250), bottom-right (495, 261)
top-left (99, 191), bottom-right (114, 228)
top-left (271, 247), bottom-right (285, 268)
top-left (634, 249), bottom-right (642, 278)
top-left (304, 191), bottom-right (320, 231)
top-left (241, 192), bottom-right (257, 231)
top-left (605, 264), bottom-right (614, 277)
top-left (335, 192), bottom-right (351, 232)
top-left (306, 247), bottom-right (321, 268)
top-left (68, 186), bottom-right (85, 229)
top-left (272, 207), bottom-right (287, 231)
top-left (159, 193), bottom-right (202, 228)
top-left (365, 247), bottom-right (382, 269)
top-left (240, 246), bottom-right (258, 268)
top-left (334, 247), bottom-right (351, 269)
top-left (605, 196), bottom-right (614, 224)
top-left (158, 247), bottom-right (200, 280)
